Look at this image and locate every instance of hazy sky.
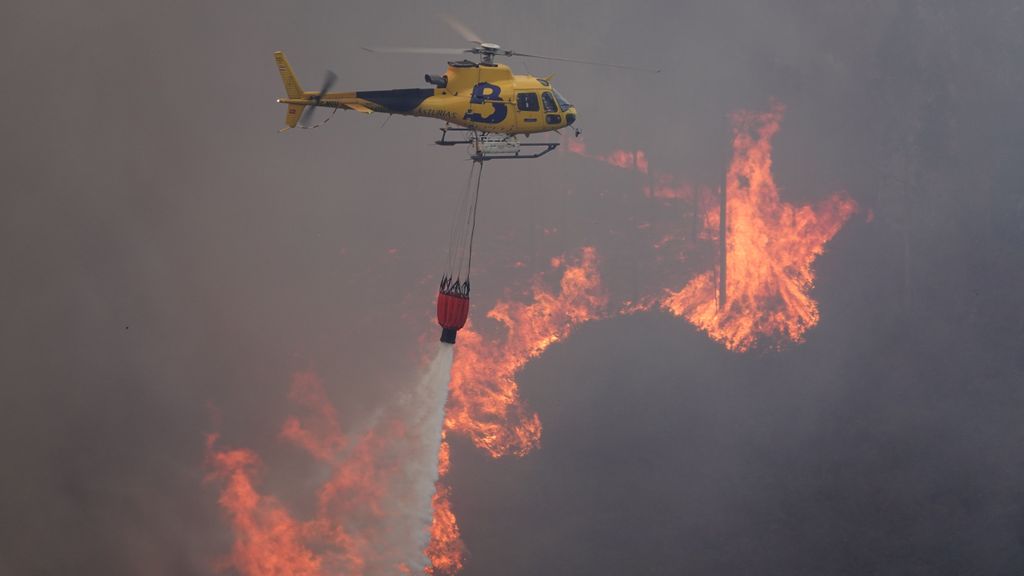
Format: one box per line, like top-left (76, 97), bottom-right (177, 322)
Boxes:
top-left (2, 1), bottom-right (1023, 574)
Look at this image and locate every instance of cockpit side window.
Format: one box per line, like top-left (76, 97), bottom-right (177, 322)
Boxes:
top-left (517, 92), bottom-right (540, 112)
top-left (553, 89), bottom-right (572, 111)
top-left (541, 91), bottom-right (558, 113)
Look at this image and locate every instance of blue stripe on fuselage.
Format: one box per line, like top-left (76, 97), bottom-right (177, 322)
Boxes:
top-left (356, 89), bottom-right (435, 112)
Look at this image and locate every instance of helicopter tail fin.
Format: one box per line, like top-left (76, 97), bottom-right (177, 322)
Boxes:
top-left (274, 51), bottom-right (304, 98)
top-left (274, 51), bottom-right (306, 129)
top-left (283, 104), bottom-right (305, 129)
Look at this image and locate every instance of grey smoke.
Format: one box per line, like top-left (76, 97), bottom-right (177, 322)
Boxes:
top-left (1, 1), bottom-right (1022, 575)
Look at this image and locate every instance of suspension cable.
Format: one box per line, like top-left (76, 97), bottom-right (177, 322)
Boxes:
top-left (466, 159), bottom-right (484, 282)
top-left (447, 162), bottom-right (477, 276)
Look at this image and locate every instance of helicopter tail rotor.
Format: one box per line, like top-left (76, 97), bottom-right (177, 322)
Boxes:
top-left (273, 51), bottom-right (339, 130)
top-left (297, 70), bottom-right (337, 128)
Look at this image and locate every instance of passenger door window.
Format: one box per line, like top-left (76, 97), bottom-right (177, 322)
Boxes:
top-left (515, 91), bottom-right (544, 132)
top-left (517, 92), bottom-right (539, 112)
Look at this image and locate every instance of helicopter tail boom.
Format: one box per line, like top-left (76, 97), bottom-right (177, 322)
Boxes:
top-left (275, 51), bottom-right (374, 129)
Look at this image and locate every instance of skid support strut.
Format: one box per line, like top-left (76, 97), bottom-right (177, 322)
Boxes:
top-left (436, 127), bottom-right (559, 161)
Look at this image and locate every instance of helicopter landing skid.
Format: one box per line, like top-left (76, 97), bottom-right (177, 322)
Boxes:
top-left (436, 127), bottom-right (559, 161)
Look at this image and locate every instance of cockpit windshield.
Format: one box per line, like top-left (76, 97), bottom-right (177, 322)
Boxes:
top-left (553, 89), bottom-right (572, 111)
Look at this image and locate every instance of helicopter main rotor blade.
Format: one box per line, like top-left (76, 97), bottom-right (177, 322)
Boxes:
top-left (441, 14), bottom-right (483, 44)
top-left (505, 50), bottom-right (661, 73)
top-left (362, 46), bottom-right (469, 55)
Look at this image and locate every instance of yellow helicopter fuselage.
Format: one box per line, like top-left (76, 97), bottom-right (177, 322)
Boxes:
top-left (275, 52), bottom-right (577, 134)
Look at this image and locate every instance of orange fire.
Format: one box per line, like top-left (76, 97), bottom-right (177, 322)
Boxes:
top-left (567, 138), bottom-right (648, 174)
top-left (661, 103), bottom-right (857, 350)
top-left (426, 105), bottom-right (859, 570)
top-left (444, 246), bottom-right (607, 459)
top-left (566, 137), bottom-right (701, 201)
top-left (207, 370), bottom-right (438, 576)
top-left (645, 175), bottom-right (700, 201)
top-left (208, 103), bottom-right (861, 575)
top-left (426, 247), bottom-right (608, 572)
top-left (205, 435), bottom-right (326, 576)
top-left (425, 484), bottom-right (464, 575)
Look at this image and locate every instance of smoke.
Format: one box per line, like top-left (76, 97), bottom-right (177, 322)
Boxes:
top-left (207, 343), bottom-right (454, 575)
top-left (3, 1), bottom-right (1024, 575)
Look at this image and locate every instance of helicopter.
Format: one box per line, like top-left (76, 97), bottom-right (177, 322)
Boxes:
top-left (274, 18), bottom-right (656, 161)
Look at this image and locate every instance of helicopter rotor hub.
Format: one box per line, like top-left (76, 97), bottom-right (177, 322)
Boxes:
top-left (471, 43), bottom-right (503, 65)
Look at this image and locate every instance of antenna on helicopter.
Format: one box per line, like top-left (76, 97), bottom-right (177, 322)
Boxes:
top-left (362, 15), bottom-right (660, 73)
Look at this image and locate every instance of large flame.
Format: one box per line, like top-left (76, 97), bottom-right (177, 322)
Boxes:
top-left (424, 483), bottom-right (464, 576)
top-left (661, 103), bottom-right (857, 350)
top-left (208, 354), bottom-right (453, 575)
top-left (426, 247), bottom-right (608, 572)
top-left (205, 435), bottom-right (326, 576)
top-left (444, 246), bottom-right (607, 459)
top-left (205, 375), bottom-right (373, 576)
top-left (208, 104), bottom-right (860, 575)
top-left (426, 106), bottom-right (857, 571)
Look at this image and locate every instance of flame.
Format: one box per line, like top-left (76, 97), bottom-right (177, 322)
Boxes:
top-left (280, 371), bottom-right (347, 462)
top-left (635, 150), bottom-right (649, 175)
top-left (208, 369), bottom-right (448, 575)
top-left (444, 246), bottom-right (607, 458)
top-left (661, 103), bottom-right (857, 350)
top-left (425, 483), bottom-right (464, 576)
top-left (205, 434), bottom-right (326, 576)
top-left (566, 138), bottom-right (648, 174)
top-left (205, 372), bottom-right (377, 575)
top-left (426, 433), bottom-right (461, 575)
top-left (645, 175), bottom-right (700, 200)
top-left (426, 247), bottom-right (608, 572)
top-left (208, 104), bottom-right (861, 575)
top-left (207, 251), bottom-right (608, 575)
top-left (567, 137), bottom-right (703, 202)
